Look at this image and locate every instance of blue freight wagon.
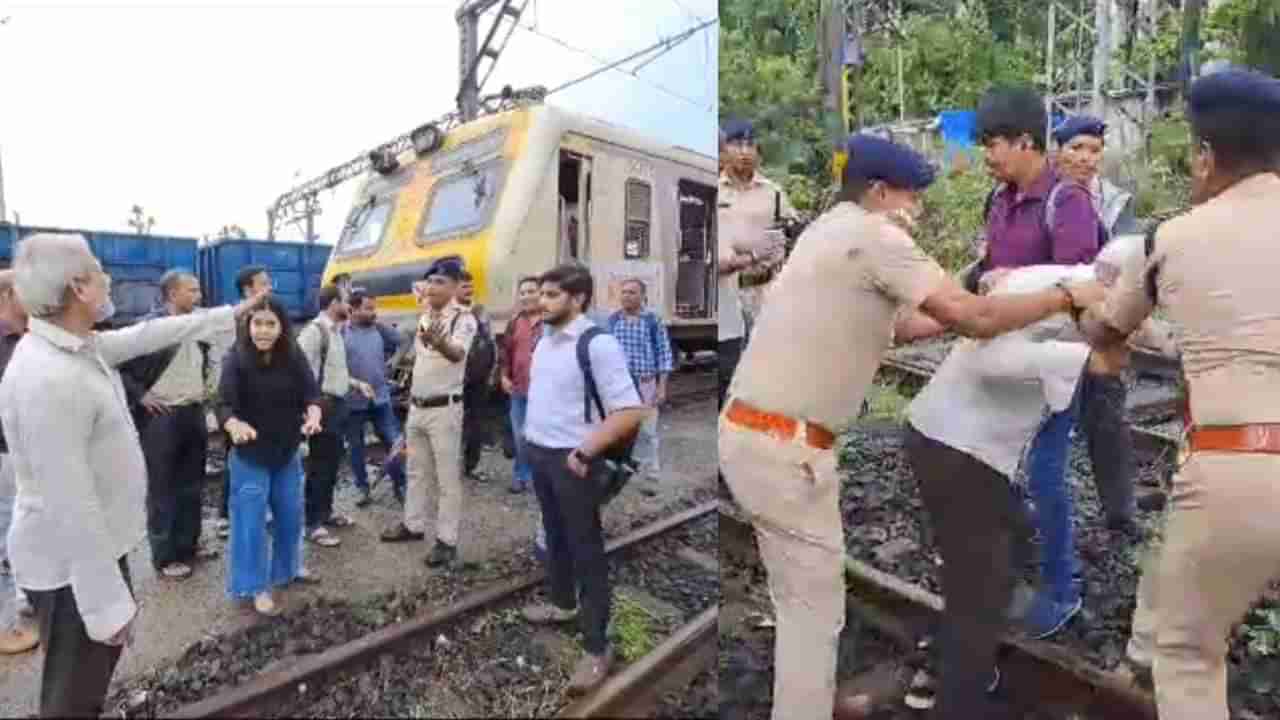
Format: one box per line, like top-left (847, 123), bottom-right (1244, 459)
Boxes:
top-left (197, 239), bottom-right (331, 321)
top-left (0, 224), bottom-right (199, 326)
top-left (0, 225), bottom-right (332, 324)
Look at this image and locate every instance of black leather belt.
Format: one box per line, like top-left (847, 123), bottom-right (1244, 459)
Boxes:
top-left (411, 393), bottom-right (462, 409)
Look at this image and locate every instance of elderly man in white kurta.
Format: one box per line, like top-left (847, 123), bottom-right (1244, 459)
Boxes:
top-left (0, 233), bottom-right (266, 717)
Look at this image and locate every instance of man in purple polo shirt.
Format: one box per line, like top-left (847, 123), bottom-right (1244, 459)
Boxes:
top-left (972, 86), bottom-right (1103, 641)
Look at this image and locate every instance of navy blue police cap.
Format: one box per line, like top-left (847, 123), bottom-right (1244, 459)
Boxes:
top-left (721, 117), bottom-right (756, 143)
top-left (1189, 68), bottom-right (1280, 118)
top-left (843, 134), bottom-right (936, 191)
top-left (1053, 115), bottom-right (1106, 146)
top-left (423, 258), bottom-right (464, 281)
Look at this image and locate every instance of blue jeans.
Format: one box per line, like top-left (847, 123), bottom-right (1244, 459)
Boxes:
top-left (345, 403), bottom-right (402, 493)
top-left (226, 449), bottom-right (304, 599)
top-left (1027, 392), bottom-right (1081, 603)
top-left (383, 450), bottom-right (407, 503)
top-left (509, 394), bottom-right (532, 490)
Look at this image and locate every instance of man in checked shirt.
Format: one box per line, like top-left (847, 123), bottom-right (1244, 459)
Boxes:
top-left (606, 278), bottom-right (674, 491)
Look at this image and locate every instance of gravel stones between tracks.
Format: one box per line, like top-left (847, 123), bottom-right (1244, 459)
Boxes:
top-left (283, 514), bottom-right (719, 718)
top-left (106, 492), bottom-right (718, 719)
top-left (839, 422), bottom-right (1280, 719)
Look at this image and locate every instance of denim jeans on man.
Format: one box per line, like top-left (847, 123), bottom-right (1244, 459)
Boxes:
top-left (345, 402), bottom-right (401, 493)
top-left (1027, 391), bottom-right (1081, 605)
top-left (508, 394), bottom-right (532, 491)
top-left (226, 449), bottom-right (304, 598)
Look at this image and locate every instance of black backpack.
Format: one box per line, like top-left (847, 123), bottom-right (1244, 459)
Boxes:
top-left (577, 325), bottom-right (642, 503)
top-left (463, 307), bottom-right (496, 387)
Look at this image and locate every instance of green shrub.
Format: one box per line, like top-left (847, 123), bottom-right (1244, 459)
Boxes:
top-left (917, 163), bottom-right (992, 273)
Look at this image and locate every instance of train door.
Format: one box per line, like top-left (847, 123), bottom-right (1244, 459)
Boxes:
top-left (558, 151), bottom-right (593, 264)
top-left (675, 179), bottom-right (716, 319)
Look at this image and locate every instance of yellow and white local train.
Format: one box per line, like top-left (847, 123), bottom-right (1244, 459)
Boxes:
top-left (322, 101), bottom-right (718, 353)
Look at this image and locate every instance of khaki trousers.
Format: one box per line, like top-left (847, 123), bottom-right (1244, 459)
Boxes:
top-left (1127, 452), bottom-right (1280, 720)
top-left (719, 414), bottom-right (844, 720)
top-left (404, 402), bottom-right (465, 545)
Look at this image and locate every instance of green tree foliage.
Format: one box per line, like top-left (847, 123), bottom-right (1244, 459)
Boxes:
top-left (1204, 0), bottom-right (1280, 75)
top-left (719, 0), bottom-right (828, 179)
top-left (851, 12), bottom-right (1039, 126)
top-left (916, 162), bottom-right (992, 273)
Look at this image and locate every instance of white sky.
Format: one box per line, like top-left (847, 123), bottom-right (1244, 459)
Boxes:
top-left (0, 0), bottom-right (717, 243)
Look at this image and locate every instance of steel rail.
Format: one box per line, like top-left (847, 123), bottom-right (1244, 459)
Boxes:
top-left (719, 502), bottom-right (1158, 719)
top-left (170, 500), bottom-right (717, 719)
top-left (556, 605), bottom-right (719, 718)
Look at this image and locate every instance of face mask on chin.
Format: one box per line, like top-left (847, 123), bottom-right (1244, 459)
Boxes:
top-left (94, 298), bottom-right (116, 324)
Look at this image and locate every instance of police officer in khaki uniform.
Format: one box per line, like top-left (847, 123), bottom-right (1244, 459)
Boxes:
top-left (380, 259), bottom-right (477, 569)
top-left (720, 134), bottom-right (1104, 720)
top-left (1077, 69), bottom-right (1280, 720)
top-left (719, 118), bottom-right (799, 338)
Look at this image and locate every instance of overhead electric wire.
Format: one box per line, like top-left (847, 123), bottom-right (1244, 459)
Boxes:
top-left (537, 17), bottom-right (718, 110)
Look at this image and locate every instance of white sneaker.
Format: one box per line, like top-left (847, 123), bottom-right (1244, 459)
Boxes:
top-left (254, 592), bottom-right (281, 617)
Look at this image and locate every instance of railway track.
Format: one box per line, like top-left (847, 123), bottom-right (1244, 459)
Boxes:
top-left (154, 499), bottom-right (718, 719)
top-left (720, 501), bottom-right (1158, 719)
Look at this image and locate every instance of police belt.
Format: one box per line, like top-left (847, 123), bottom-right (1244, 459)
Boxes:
top-left (410, 393), bottom-right (463, 409)
top-left (1188, 424), bottom-right (1280, 454)
top-left (723, 398), bottom-right (835, 450)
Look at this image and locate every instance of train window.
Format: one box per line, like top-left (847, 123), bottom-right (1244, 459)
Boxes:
top-left (417, 160), bottom-right (507, 244)
top-left (624, 178), bottom-right (651, 259)
top-left (336, 197), bottom-right (393, 258)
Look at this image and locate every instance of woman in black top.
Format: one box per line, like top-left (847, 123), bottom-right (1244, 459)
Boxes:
top-left (218, 297), bottom-right (322, 617)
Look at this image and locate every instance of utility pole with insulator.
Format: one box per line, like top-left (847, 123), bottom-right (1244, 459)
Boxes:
top-left (820, 0), bottom-right (861, 187)
top-left (456, 0), bottom-right (525, 121)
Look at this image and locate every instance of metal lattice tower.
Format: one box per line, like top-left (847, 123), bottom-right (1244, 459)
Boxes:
top-left (1046, 0), bottom-right (1178, 184)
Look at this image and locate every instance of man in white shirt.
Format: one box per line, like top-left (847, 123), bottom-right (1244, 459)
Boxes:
top-left (520, 263), bottom-right (647, 695)
top-left (903, 262), bottom-right (1109, 718)
top-left (0, 232), bottom-right (267, 717)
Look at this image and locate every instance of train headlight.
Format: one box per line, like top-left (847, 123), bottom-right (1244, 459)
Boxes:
top-left (410, 123), bottom-right (444, 156)
top-left (369, 149), bottom-right (400, 176)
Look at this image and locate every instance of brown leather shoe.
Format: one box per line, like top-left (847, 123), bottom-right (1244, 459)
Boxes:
top-left (0, 621), bottom-right (39, 655)
top-left (566, 647), bottom-right (613, 696)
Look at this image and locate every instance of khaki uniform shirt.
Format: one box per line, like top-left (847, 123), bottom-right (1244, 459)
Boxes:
top-left (729, 202), bottom-right (948, 431)
top-left (718, 172), bottom-right (798, 333)
top-left (1100, 172), bottom-right (1280, 426)
top-left (149, 334), bottom-right (206, 406)
top-left (410, 303), bottom-right (477, 398)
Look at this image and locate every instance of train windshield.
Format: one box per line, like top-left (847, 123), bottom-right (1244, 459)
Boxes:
top-left (336, 195), bottom-right (393, 256)
top-left (417, 159), bottom-right (507, 244)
